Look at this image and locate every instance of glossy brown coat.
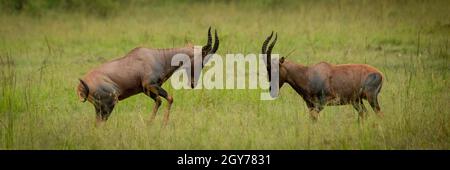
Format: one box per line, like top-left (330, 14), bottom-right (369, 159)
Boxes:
top-left (263, 32), bottom-right (384, 121)
top-left (77, 28), bottom-right (219, 125)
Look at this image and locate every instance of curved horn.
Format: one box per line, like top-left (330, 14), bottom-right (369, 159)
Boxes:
top-left (265, 33), bottom-right (277, 81)
top-left (210, 30), bottom-right (219, 53)
top-left (202, 27), bottom-right (212, 52)
top-left (267, 33), bottom-right (277, 60)
top-left (262, 31), bottom-right (274, 54)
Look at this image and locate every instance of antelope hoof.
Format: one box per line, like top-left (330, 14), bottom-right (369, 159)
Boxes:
top-left (148, 118), bottom-right (156, 125)
top-left (162, 120), bottom-right (169, 127)
top-left (309, 111), bottom-right (319, 122)
top-left (95, 119), bottom-right (105, 127)
top-left (376, 112), bottom-right (384, 118)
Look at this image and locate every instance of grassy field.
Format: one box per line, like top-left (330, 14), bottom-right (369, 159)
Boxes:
top-left (0, 0), bottom-right (449, 149)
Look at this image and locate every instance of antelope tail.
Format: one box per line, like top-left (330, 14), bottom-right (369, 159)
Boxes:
top-left (78, 79), bottom-right (90, 102)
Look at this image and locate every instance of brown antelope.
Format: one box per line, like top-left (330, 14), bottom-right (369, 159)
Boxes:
top-left (77, 27), bottom-right (219, 125)
top-left (262, 32), bottom-right (384, 121)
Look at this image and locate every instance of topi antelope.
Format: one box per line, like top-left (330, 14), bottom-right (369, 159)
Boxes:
top-left (77, 27), bottom-right (219, 125)
top-left (262, 32), bottom-right (384, 121)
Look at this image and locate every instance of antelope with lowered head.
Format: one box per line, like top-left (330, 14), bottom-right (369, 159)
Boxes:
top-left (77, 27), bottom-right (219, 125)
top-left (262, 32), bottom-right (384, 121)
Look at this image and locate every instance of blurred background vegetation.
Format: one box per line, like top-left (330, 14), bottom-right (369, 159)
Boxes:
top-left (0, 0), bottom-right (261, 17)
top-left (1, 0), bottom-right (135, 17)
top-left (0, 0), bottom-right (427, 17)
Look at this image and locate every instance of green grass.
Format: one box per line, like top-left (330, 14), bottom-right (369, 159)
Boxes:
top-left (0, 0), bottom-right (449, 149)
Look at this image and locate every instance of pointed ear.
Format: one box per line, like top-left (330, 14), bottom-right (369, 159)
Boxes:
top-left (280, 57), bottom-right (285, 64)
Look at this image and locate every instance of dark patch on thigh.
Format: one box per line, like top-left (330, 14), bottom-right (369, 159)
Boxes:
top-left (308, 74), bottom-right (328, 105)
top-left (364, 73), bottom-right (381, 89)
top-left (363, 73), bottom-right (382, 93)
top-left (309, 74), bottom-right (326, 94)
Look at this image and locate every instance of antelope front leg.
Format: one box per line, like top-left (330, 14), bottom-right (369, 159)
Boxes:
top-left (145, 84), bottom-right (173, 126)
top-left (163, 95), bottom-right (173, 126)
top-left (352, 99), bottom-right (368, 123)
top-left (306, 102), bottom-right (321, 122)
top-left (145, 91), bottom-right (162, 122)
top-left (151, 97), bottom-right (162, 121)
top-left (153, 86), bottom-right (173, 126)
